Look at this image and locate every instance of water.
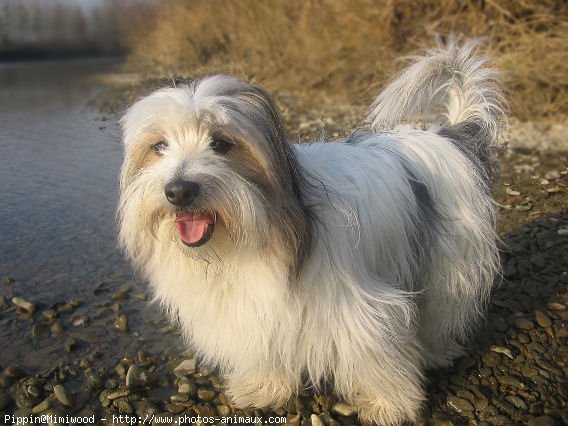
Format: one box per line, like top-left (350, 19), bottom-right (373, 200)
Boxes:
top-left (0, 59), bottom-right (182, 372)
top-left (0, 59), bottom-right (125, 297)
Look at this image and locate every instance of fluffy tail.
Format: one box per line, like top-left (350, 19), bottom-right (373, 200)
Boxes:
top-left (368, 38), bottom-right (507, 147)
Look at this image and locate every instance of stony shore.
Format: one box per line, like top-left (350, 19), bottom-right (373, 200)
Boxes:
top-left (0, 77), bottom-right (566, 425)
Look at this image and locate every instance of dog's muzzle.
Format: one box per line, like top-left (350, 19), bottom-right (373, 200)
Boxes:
top-left (165, 179), bottom-right (215, 247)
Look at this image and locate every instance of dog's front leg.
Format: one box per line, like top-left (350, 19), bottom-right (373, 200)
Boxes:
top-left (225, 367), bottom-right (297, 410)
top-left (347, 350), bottom-right (425, 425)
top-left (327, 330), bottom-right (425, 425)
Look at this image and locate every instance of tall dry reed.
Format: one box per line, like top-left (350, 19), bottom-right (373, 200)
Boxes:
top-left (125, 0), bottom-right (567, 121)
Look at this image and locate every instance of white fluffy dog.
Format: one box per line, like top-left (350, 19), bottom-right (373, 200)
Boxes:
top-left (118, 40), bottom-right (506, 424)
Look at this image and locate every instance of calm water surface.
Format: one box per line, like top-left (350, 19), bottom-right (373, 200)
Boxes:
top-left (0, 60), bottom-right (181, 372)
top-left (0, 59), bottom-right (124, 293)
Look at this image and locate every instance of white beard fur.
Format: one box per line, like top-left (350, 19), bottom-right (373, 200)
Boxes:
top-left (118, 39), bottom-right (507, 425)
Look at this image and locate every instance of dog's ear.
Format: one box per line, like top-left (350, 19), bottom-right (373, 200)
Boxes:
top-left (236, 85), bottom-right (288, 147)
top-left (235, 84), bottom-right (313, 275)
top-left (234, 84), bottom-right (305, 195)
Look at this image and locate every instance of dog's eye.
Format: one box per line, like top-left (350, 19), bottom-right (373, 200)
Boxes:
top-left (151, 141), bottom-right (168, 156)
top-left (210, 139), bottom-right (233, 154)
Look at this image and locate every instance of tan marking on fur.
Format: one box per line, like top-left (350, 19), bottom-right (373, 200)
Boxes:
top-left (228, 140), bottom-right (273, 189)
top-left (123, 132), bottom-right (166, 186)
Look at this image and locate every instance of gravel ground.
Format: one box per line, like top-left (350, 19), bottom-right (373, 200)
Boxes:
top-left (1, 81), bottom-right (566, 425)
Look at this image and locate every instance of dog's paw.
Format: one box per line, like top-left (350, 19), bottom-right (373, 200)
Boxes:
top-left (226, 373), bottom-right (294, 409)
top-left (355, 394), bottom-right (422, 426)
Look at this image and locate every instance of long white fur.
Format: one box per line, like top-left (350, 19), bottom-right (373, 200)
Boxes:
top-left (118, 40), bottom-right (504, 425)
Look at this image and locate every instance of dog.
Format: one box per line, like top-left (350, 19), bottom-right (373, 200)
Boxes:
top-left (118, 39), bottom-right (506, 425)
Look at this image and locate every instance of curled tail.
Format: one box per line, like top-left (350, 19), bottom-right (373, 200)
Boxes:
top-left (368, 38), bottom-right (508, 149)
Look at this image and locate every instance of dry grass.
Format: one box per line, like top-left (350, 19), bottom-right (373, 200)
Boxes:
top-left (124, 0), bottom-right (567, 121)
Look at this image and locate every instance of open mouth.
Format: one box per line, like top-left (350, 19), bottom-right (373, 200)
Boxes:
top-left (175, 211), bottom-right (215, 247)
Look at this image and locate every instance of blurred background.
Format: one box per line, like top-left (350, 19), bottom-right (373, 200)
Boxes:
top-left (1, 0), bottom-right (566, 120)
top-left (0, 0), bottom-right (128, 59)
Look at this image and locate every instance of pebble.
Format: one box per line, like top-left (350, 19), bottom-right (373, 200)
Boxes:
top-left (217, 405), bottom-right (231, 415)
top-left (505, 395), bottom-right (528, 411)
top-left (497, 375), bottom-right (525, 389)
top-left (521, 364), bottom-right (539, 377)
top-left (535, 311), bottom-right (552, 328)
top-left (107, 389), bottom-right (130, 400)
top-left (487, 415), bottom-right (513, 425)
top-left (53, 384), bottom-right (72, 407)
top-left (56, 302), bottom-right (75, 314)
top-left (332, 402), bottom-right (357, 416)
top-left (12, 297), bottom-right (35, 313)
top-left (134, 292), bottom-right (149, 301)
top-left (197, 389), bottom-right (216, 401)
top-left (482, 352), bottom-right (502, 367)
top-left (134, 399), bottom-right (159, 416)
top-left (51, 321), bottom-right (64, 334)
top-left (490, 346), bottom-right (514, 360)
top-left (311, 414), bottom-right (324, 426)
top-left (172, 358), bottom-right (196, 377)
top-left (514, 318), bottom-right (534, 330)
top-left (126, 365), bottom-right (149, 388)
top-left (165, 403), bottom-right (185, 414)
top-left (193, 402), bottom-right (215, 417)
top-left (112, 289), bottom-right (130, 300)
top-left (31, 398), bottom-right (50, 414)
top-left (170, 394), bottom-right (189, 403)
top-left (113, 397), bottom-right (133, 414)
top-left (71, 314), bottom-right (89, 326)
top-left (114, 314), bottom-right (128, 332)
top-left (534, 358), bottom-right (563, 376)
top-left (31, 324), bottom-right (50, 337)
top-left (42, 308), bottom-right (57, 320)
top-left (84, 368), bottom-right (104, 389)
top-left (547, 303), bottom-right (565, 311)
top-left (178, 377), bottom-right (196, 395)
top-left (446, 395), bottom-right (474, 414)
top-left (544, 170), bottom-right (560, 180)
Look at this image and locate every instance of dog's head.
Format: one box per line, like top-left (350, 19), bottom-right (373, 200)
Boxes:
top-left (118, 76), bottom-right (311, 274)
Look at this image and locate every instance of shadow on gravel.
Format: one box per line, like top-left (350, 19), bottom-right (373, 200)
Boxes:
top-left (423, 212), bottom-right (568, 425)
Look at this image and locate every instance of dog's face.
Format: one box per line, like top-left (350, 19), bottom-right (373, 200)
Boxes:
top-left (118, 76), bottom-right (311, 272)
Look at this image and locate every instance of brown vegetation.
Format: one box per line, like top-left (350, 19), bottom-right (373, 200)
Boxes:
top-left (124, 0), bottom-right (567, 121)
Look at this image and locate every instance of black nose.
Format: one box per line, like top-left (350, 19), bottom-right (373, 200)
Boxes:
top-left (164, 180), bottom-right (200, 207)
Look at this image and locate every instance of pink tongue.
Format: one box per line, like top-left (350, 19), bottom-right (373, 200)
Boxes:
top-left (175, 212), bottom-right (214, 244)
